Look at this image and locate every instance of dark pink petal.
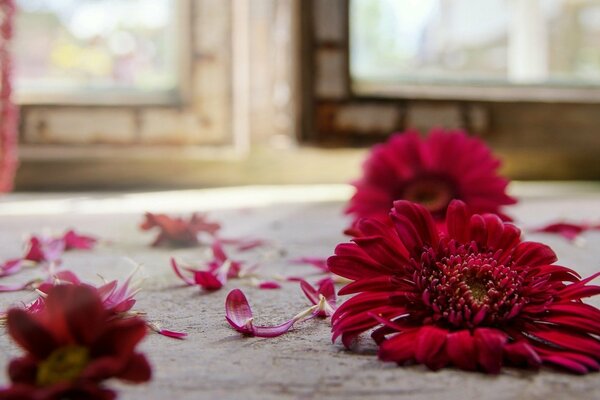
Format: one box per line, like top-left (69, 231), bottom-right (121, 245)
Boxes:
top-left (378, 328), bottom-right (419, 364)
top-left (474, 328), bottom-right (507, 374)
top-left (300, 280), bottom-right (320, 305)
top-left (391, 200), bottom-right (439, 253)
top-left (415, 325), bottom-right (448, 370)
top-left (512, 241), bottom-right (557, 267)
top-left (24, 236), bottom-right (65, 263)
top-left (446, 329), bottom-right (477, 371)
top-left (503, 341), bottom-right (541, 369)
top-left (446, 200), bottom-right (471, 243)
top-left (7, 309), bottom-right (57, 359)
top-left (531, 221), bottom-right (596, 242)
top-left (225, 289), bottom-right (254, 334)
top-left (156, 329), bottom-right (188, 340)
top-left (194, 271), bottom-right (224, 291)
top-left (170, 258), bottom-right (195, 286)
top-left (528, 327), bottom-right (600, 358)
top-left (63, 229), bottom-right (97, 250)
top-left (258, 281), bottom-right (281, 290)
top-left (211, 240), bottom-right (228, 264)
top-left (250, 320), bottom-right (296, 338)
top-left (225, 289), bottom-right (296, 338)
top-left (290, 257), bottom-right (329, 272)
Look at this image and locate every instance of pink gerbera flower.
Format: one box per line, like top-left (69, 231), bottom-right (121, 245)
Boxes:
top-left (346, 130), bottom-right (516, 230)
top-left (329, 200), bottom-right (600, 374)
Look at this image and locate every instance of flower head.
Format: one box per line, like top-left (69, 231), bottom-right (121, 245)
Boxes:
top-left (346, 130), bottom-right (516, 230)
top-left (140, 212), bottom-right (221, 247)
top-left (0, 284), bottom-right (151, 398)
top-left (330, 200), bottom-right (600, 373)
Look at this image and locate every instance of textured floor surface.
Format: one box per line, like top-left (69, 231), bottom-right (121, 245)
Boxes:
top-left (0, 184), bottom-right (600, 400)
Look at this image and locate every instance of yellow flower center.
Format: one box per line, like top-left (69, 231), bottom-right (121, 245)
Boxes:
top-left (36, 346), bottom-right (90, 386)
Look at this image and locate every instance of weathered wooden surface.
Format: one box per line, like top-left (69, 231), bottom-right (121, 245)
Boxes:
top-left (0, 184), bottom-right (599, 399)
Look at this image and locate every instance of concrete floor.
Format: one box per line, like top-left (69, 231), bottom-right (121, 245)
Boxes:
top-left (1, 184), bottom-right (600, 400)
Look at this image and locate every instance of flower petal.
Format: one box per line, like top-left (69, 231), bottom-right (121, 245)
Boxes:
top-left (415, 325), bottom-right (448, 370)
top-left (7, 309), bottom-right (57, 359)
top-left (446, 329), bottom-right (478, 371)
top-left (474, 328), bottom-right (507, 373)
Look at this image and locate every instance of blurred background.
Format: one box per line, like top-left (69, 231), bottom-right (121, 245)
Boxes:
top-left (2, 0), bottom-right (600, 191)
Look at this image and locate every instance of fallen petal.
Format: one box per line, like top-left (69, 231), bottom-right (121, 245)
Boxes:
top-left (170, 258), bottom-right (196, 286)
top-left (225, 289), bottom-right (296, 338)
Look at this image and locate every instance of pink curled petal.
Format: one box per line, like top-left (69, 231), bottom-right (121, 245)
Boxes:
top-left (212, 240), bottom-right (228, 264)
top-left (0, 258), bottom-right (22, 277)
top-left (258, 281), bottom-right (281, 290)
top-left (252, 319), bottom-right (296, 338)
top-left (195, 271), bottom-right (224, 291)
top-left (318, 278), bottom-right (336, 304)
top-left (170, 258), bottom-right (196, 286)
top-left (225, 289), bottom-right (254, 333)
top-left (290, 257), bottom-right (329, 272)
top-left (63, 230), bottom-right (98, 250)
top-left (157, 329), bottom-right (188, 340)
top-left (23, 236), bottom-right (45, 262)
top-left (299, 279), bottom-right (319, 305)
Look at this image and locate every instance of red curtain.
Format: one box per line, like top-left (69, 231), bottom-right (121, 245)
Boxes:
top-left (0, 0), bottom-right (18, 192)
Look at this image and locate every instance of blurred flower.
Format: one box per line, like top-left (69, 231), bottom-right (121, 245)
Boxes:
top-left (0, 285), bottom-right (151, 399)
top-left (330, 200), bottom-right (600, 374)
top-left (346, 130), bottom-right (516, 233)
top-left (140, 212), bottom-right (220, 247)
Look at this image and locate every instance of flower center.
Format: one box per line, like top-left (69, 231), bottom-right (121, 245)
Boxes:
top-left (402, 178), bottom-right (455, 215)
top-left (418, 241), bottom-right (526, 329)
top-left (36, 346), bottom-right (90, 386)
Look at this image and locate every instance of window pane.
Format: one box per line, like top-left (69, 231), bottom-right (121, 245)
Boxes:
top-left (351, 0), bottom-right (600, 87)
top-left (14, 0), bottom-right (178, 95)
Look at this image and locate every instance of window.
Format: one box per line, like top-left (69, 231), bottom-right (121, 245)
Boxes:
top-left (351, 0), bottom-right (600, 88)
top-left (301, 0), bottom-right (600, 179)
top-left (15, 0), bottom-right (184, 104)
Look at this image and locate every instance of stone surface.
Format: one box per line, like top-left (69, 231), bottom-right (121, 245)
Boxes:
top-left (0, 184), bottom-right (599, 399)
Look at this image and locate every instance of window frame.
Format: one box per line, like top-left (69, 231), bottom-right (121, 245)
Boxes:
top-left (17, 0), bottom-right (240, 148)
top-left (300, 0), bottom-right (600, 180)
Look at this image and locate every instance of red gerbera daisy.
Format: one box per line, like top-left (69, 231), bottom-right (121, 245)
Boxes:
top-left (0, 284), bottom-right (151, 399)
top-left (329, 200), bottom-right (600, 374)
top-left (346, 130), bottom-right (516, 229)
